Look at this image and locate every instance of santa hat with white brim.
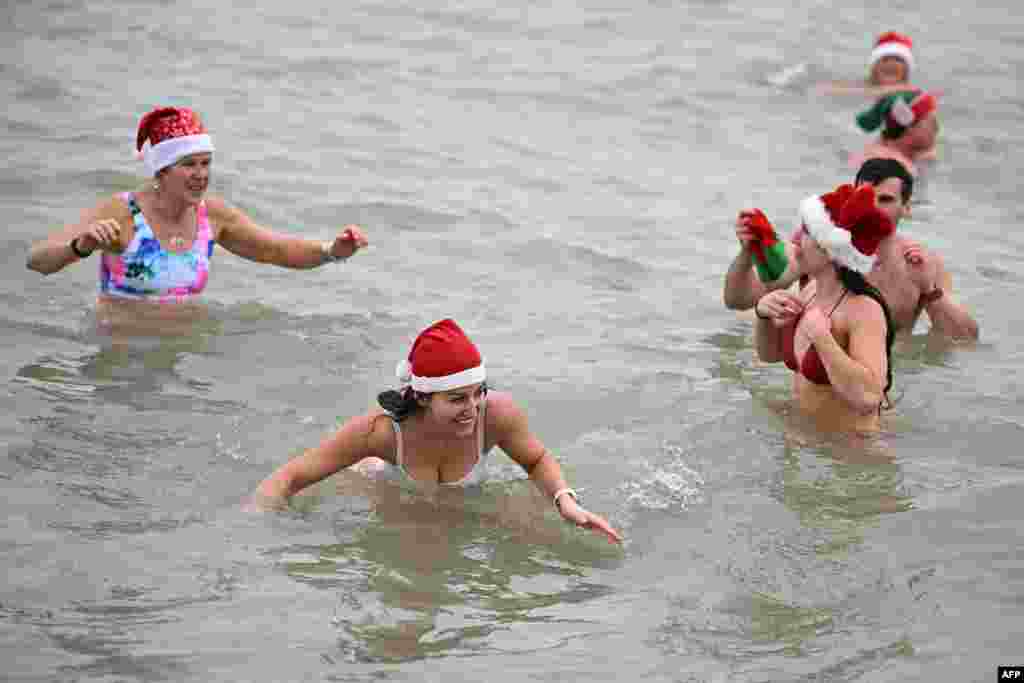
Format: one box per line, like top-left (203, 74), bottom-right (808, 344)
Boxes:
top-left (870, 31), bottom-right (914, 72)
top-left (799, 184), bottom-right (895, 274)
top-left (396, 319), bottom-right (486, 393)
top-left (135, 107), bottom-right (215, 177)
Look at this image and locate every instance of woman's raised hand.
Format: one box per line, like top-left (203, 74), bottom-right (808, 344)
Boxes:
top-left (755, 290), bottom-right (804, 327)
top-left (327, 224), bottom-right (369, 260)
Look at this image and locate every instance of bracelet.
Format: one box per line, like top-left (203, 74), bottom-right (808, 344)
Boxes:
top-left (69, 237), bottom-right (91, 259)
top-left (320, 240), bottom-right (345, 264)
top-left (754, 301), bottom-right (771, 320)
top-left (553, 487), bottom-right (578, 511)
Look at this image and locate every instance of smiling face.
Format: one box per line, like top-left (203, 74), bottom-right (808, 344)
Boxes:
top-left (870, 56), bottom-right (909, 86)
top-left (158, 152), bottom-right (212, 205)
top-left (418, 382), bottom-right (487, 437)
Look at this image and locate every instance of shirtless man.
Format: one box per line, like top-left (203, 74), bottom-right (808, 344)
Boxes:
top-left (723, 158), bottom-right (978, 340)
top-left (850, 90), bottom-right (940, 176)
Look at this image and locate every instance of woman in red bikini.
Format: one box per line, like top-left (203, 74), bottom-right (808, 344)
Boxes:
top-left (752, 183), bottom-right (896, 432)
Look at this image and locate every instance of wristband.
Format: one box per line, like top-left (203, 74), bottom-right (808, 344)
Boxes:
top-left (553, 488), bottom-right (578, 511)
top-left (70, 237), bottom-right (91, 259)
top-left (754, 301), bottom-right (772, 320)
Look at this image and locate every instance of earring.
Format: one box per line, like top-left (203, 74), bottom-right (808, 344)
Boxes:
top-left (152, 181), bottom-right (159, 191)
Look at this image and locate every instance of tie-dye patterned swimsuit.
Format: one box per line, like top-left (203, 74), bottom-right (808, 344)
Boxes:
top-left (99, 192), bottom-right (214, 303)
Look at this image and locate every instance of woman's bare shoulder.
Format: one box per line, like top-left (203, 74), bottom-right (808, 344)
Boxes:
top-left (485, 390), bottom-right (519, 415)
top-left (203, 195), bottom-right (250, 240)
top-left (847, 292), bottom-right (887, 324)
top-left (484, 391), bottom-right (531, 436)
top-left (203, 194), bottom-right (237, 219)
top-left (342, 409), bottom-right (396, 459)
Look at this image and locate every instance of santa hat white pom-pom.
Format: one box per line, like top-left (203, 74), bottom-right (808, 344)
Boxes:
top-left (890, 98), bottom-right (915, 127)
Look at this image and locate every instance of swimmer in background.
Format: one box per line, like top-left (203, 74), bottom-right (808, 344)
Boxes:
top-left (250, 318), bottom-right (624, 545)
top-left (849, 89), bottom-right (940, 177)
top-left (26, 106), bottom-right (368, 336)
top-left (813, 32), bottom-right (941, 169)
top-left (817, 32), bottom-right (922, 98)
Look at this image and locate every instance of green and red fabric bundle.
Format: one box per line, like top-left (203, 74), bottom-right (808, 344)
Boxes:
top-left (747, 209), bottom-right (789, 282)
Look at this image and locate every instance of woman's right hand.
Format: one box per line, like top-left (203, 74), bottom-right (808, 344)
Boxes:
top-left (755, 290), bottom-right (804, 327)
top-left (76, 218), bottom-right (124, 254)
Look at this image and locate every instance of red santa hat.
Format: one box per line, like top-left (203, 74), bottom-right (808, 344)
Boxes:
top-left (135, 107), bottom-right (215, 177)
top-left (395, 319), bottom-right (486, 393)
top-left (798, 184), bottom-right (895, 273)
top-left (870, 31), bottom-right (914, 72)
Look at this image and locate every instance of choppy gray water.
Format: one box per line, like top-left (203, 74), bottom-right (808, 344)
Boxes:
top-left (3, 1), bottom-right (1022, 681)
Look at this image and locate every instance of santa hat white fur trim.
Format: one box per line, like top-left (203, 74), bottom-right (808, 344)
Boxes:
top-left (141, 134), bottom-right (214, 177)
top-left (870, 42), bottom-right (913, 71)
top-left (395, 359), bottom-right (487, 393)
top-left (799, 195), bottom-right (875, 274)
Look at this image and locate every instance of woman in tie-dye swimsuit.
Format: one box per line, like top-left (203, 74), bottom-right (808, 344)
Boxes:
top-left (99, 191), bottom-right (214, 304)
top-left (27, 106), bottom-right (369, 333)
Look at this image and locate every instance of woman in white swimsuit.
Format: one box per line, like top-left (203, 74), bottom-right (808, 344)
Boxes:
top-left (251, 318), bottom-right (623, 544)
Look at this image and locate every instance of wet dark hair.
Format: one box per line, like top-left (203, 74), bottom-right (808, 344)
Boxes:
top-left (377, 382), bottom-right (489, 422)
top-left (854, 157), bottom-right (913, 203)
top-left (836, 265), bottom-right (895, 406)
top-left (377, 387), bottom-right (425, 422)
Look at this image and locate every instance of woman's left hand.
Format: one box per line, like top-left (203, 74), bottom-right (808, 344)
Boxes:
top-left (558, 497), bottom-right (623, 544)
top-left (799, 306), bottom-right (833, 345)
top-left (328, 224), bottom-right (369, 260)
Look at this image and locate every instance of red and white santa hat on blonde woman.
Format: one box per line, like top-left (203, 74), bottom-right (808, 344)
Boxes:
top-left (870, 31), bottom-right (914, 72)
top-left (396, 319), bottom-right (486, 393)
top-left (799, 184), bottom-right (895, 273)
top-left (135, 107), bottom-right (215, 177)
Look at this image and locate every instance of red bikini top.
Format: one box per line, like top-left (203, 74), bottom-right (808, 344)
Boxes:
top-left (782, 290), bottom-right (848, 386)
